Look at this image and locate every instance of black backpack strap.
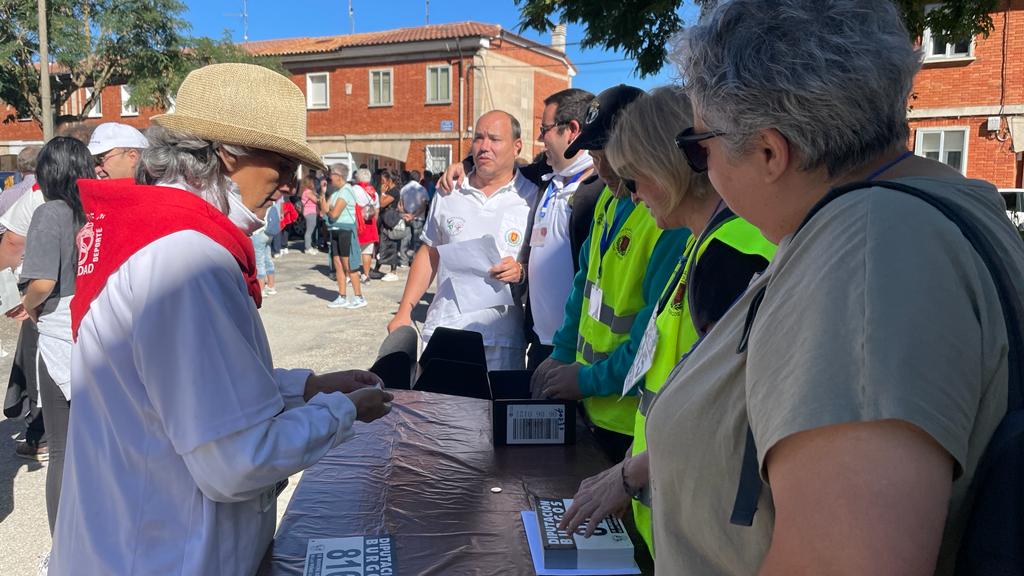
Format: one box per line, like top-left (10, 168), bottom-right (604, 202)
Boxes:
top-left (729, 179), bottom-right (1024, 527)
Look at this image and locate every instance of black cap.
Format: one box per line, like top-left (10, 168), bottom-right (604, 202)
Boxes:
top-left (563, 84), bottom-right (646, 159)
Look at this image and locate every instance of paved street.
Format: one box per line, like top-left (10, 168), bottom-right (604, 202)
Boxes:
top-left (0, 245), bottom-right (415, 575)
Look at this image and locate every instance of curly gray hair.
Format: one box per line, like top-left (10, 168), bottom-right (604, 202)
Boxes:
top-left (136, 125), bottom-right (257, 213)
top-left (672, 0), bottom-right (921, 178)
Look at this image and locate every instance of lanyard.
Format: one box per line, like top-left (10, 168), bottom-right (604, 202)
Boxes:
top-left (865, 150), bottom-right (913, 182)
top-left (539, 169), bottom-right (588, 220)
top-left (655, 199), bottom-right (725, 315)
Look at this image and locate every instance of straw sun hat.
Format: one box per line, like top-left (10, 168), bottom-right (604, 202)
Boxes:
top-left (151, 63), bottom-right (325, 171)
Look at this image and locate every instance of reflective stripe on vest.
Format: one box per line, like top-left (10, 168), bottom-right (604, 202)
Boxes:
top-left (576, 189), bottom-right (664, 436)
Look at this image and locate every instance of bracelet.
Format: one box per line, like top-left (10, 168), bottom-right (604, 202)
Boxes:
top-left (621, 459), bottom-right (643, 500)
top-left (516, 261), bottom-right (526, 285)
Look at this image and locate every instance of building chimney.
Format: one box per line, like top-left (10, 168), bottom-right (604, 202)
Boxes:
top-left (551, 23), bottom-right (566, 53)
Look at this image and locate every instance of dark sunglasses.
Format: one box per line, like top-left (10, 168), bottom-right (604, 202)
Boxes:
top-left (675, 127), bottom-right (726, 173)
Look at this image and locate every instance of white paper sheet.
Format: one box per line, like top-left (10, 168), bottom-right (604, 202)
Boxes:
top-left (521, 511), bottom-right (641, 576)
top-left (0, 268), bottom-right (20, 314)
top-left (437, 235), bottom-right (514, 313)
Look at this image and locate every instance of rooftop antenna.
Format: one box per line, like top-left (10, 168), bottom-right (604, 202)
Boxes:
top-left (348, 0), bottom-right (354, 34)
top-left (426, 0), bottom-right (429, 24)
top-left (226, 0), bottom-right (249, 43)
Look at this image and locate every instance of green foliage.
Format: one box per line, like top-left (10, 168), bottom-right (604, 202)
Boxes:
top-left (0, 0), bottom-right (282, 127)
top-left (515, 0), bottom-right (1001, 78)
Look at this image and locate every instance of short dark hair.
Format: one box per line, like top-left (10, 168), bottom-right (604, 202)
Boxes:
top-left (544, 88), bottom-right (596, 126)
top-left (36, 137), bottom-right (92, 226)
top-left (408, 170), bottom-right (421, 182)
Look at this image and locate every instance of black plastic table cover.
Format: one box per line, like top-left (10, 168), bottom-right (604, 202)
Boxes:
top-left (258, 389), bottom-right (652, 575)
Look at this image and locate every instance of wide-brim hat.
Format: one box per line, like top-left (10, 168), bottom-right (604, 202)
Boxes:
top-left (564, 84), bottom-right (646, 159)
top-left (151, 63), bottom-right (325, 171)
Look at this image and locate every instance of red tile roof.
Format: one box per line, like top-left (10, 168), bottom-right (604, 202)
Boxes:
top-left (245, 21), bottom-right (504, 57)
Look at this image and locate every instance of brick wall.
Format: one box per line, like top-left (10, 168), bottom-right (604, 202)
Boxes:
top-left (1, 84), bottom-right (162, 144)
top-left (909, 117), bottom-right (1021, 188)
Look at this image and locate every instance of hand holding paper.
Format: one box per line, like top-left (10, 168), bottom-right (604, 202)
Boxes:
top-left (436, 236), bottom-right (515, 313)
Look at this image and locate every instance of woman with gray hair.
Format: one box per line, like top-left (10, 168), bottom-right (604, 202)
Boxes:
top-left (49, 63), bottom-right (391, 576)
top-left (647, 0), bottom-right (1024, 574)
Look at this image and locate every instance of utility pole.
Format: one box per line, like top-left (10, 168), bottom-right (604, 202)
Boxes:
top-left (227, 0), bottom-right (249, 43)
top-left (37, 0), bottom-right (53, 141)
top-left (348, 0), bottom-right (354, 34)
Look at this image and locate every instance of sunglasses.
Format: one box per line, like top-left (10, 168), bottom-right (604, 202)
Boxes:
top-left (675, 127), bottom-right (726, 173)
top-left (93, 149), bottom-right (128, 167)
top-left (539, 121), bottom-right (569, 138)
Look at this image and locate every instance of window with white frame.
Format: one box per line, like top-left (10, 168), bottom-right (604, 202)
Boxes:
top-left (369, 69), bottom-right (392, 106)
top-left (921, 4), bottom-right (974, 60)
top-left (306, 73), bottom-right (329, 109)
top-left (120, 86), bottom-right (139, 116)
top-left (84, 87), bottom-right (102, 118)
top-left (426, 65), bottom-right (451, 104)
top-left (915, 127), bottom-right (968, 173)
top-left (425, 144), bottom-right (452, 175)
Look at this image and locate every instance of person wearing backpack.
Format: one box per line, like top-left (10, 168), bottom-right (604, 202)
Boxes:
top-left (352, 168), bottom-right (380, 284)
top-left (644, 1), bottom-right (1024, 574)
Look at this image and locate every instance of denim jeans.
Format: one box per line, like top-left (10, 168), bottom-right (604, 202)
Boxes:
top-left (252, 230), bottom-right (274, 279)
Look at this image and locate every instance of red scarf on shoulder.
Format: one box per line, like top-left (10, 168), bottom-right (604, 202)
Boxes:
top-left (71, 178), bottom-right (261, 340)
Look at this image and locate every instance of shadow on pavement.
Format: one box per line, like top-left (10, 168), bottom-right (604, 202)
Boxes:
top-left (0, 416), bottom-right (42, 522)
top-left (296, 284), bottom-right (341, 303)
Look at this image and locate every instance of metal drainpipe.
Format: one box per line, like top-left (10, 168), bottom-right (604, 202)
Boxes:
top-left (456, 37), bottom-right (465, 161)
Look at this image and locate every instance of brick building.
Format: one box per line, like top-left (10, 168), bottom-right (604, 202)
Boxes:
top-left (909, 1), bottom-right (1024, 191)
top-left (0, 21), bottom-right (575, 175)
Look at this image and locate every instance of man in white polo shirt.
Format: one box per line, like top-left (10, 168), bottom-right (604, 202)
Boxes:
top-left (87, 122), bottom-right (149, 179)
top-left (387, 110), bottom-right (538, 370)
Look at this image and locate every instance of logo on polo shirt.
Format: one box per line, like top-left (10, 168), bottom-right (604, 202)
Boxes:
top-left (505, 228), bottom-right (523, 247)
top-left (615, 229), bottom-right (632, 256)
top-left (445, 216), bottom-right (466, 236)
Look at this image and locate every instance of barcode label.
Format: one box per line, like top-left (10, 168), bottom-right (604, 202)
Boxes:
top-left (507, 405), bottom-right (565, 444)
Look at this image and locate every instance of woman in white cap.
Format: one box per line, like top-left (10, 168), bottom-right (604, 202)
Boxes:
top-left (49, 63), bottom-right (392, 576)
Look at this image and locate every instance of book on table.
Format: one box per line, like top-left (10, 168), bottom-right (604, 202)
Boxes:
top-left (534, 498), bottom-right (634, 571)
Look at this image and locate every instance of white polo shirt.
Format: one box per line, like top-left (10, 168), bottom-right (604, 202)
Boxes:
top-left (420, 169), bottom-right (538, 348)
top-left (528, 152), bottom-right (593, 344)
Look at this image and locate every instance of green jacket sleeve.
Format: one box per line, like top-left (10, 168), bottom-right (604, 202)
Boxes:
top-left (550, 234), bottom-right (591, 363)
top-left (577, 226), bottom-right (691, 397)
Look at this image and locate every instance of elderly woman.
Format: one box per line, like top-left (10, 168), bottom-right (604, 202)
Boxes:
top-left (647, 0), bottom-right (1024, 574)
top-left (557, 87), bottom-right (774, 553)
top-left (49, 64), bottom-right (392, 576)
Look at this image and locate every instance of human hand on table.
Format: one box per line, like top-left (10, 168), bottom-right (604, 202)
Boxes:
top-left (540, 363), bottom-right (583, 401)
top-left (304, 370), bottom-right (383, 402)
top-left (347, 387), bottom-right (394, 422)
top-left (559, 460), bottom-right (632, 538)
top-left (489, 256), bottom-right (523, 284)
top-left (530, 357), bottom-right (567, 398)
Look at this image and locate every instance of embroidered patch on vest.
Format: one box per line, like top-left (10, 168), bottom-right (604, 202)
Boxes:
top-left (615, 229), bottom-right (633, 256)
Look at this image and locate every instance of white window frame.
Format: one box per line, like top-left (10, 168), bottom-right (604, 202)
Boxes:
top-left (914, 126), bottom-right (969, 174)
top-left (921, 3), bottom-right (975, 62)
top-left (426, 65), bottom-right (452, 105)
top-left (306, 72), bottom-right (330, 110)
top-left (120, 85), bottom-right (139, 117)
top-left (369, 68), bottom-right (393, 107)
top-left (84, 87), bottom-right (103, 118)
top-left (425, 144), bottom-right (453, 175)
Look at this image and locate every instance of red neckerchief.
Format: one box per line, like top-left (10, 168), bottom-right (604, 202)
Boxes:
top-left (71, 178), bottom-right (261, 340)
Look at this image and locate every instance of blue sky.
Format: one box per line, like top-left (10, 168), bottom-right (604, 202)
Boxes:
top-left (181, 0), bottom-right (698, 95)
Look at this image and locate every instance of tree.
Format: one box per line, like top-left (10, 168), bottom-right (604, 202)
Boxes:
top-left (515, 0), bottom-right (1000, 77)
top-left (0, 0), bottom-right (280, 127)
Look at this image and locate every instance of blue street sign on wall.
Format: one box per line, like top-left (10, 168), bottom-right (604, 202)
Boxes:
top-left (440, 120), bottom-right (454, 132)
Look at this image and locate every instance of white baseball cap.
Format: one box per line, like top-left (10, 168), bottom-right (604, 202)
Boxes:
top-left (87, 122), bottom-right (150, 155)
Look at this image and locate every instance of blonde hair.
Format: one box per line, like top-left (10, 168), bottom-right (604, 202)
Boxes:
top-left (605, 86), bottom-right (709, 214)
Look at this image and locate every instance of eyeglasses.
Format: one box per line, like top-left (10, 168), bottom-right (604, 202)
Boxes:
top-left (93, 149), bottom-right (128, 167)
top-left (675, 127), bottom-right (726, 173)
top-left (268, 151), bottom-right (299, 187)
top-left (539, 121), bottom-right (569, 138)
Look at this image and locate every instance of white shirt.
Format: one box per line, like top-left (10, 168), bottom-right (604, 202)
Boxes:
top-left (400, 181), bottom-right (429, 217)
top-left (50, 230), bottom-right (357, 576)
top-left (352, 184), bottom-right (379, 209)
top-left (529, 152), bottom-right (593, 344)
top-left (420, 169), bottom-right (538, 348)
top-left (0, 188), bottom-right (45, 236)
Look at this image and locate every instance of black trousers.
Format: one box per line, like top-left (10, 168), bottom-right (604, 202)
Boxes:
top-left (4, 320), bottom-right (44, 444)
top-left (38, 355), bottom-right (69, 534)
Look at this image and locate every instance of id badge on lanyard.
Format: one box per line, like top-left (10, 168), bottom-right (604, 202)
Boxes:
top-left (623, 311), bottom-right (658, 396)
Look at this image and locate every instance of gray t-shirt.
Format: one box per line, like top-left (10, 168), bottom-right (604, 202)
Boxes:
top-left (646, 176), bottom-right (1023, 575)
top-left (22, 200), bottom-right (80, 316)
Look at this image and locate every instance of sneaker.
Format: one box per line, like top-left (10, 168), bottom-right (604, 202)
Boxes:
top-left (265, 287), bottom-right (278, 295)
top-left (271, 253), bottom-right (280, 259)
top-left (306, 248), bottom-right (318, 255)
top-left (360, 274), bottom-right (369, 285)
top-left (346, 296), bottom-right (367, 309)
top-left (36, 551), bottom-right (49, 576)
top-left (280, 248), bottom-right (290, 255)
top-left (368, 269), bottom-right (385, 280)
top-left (381, 273), bottom-right (399, 282)
top-left (16, 440), bottom-right (48, 462)
top-left (327, 295), bottom-right (349, 309)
